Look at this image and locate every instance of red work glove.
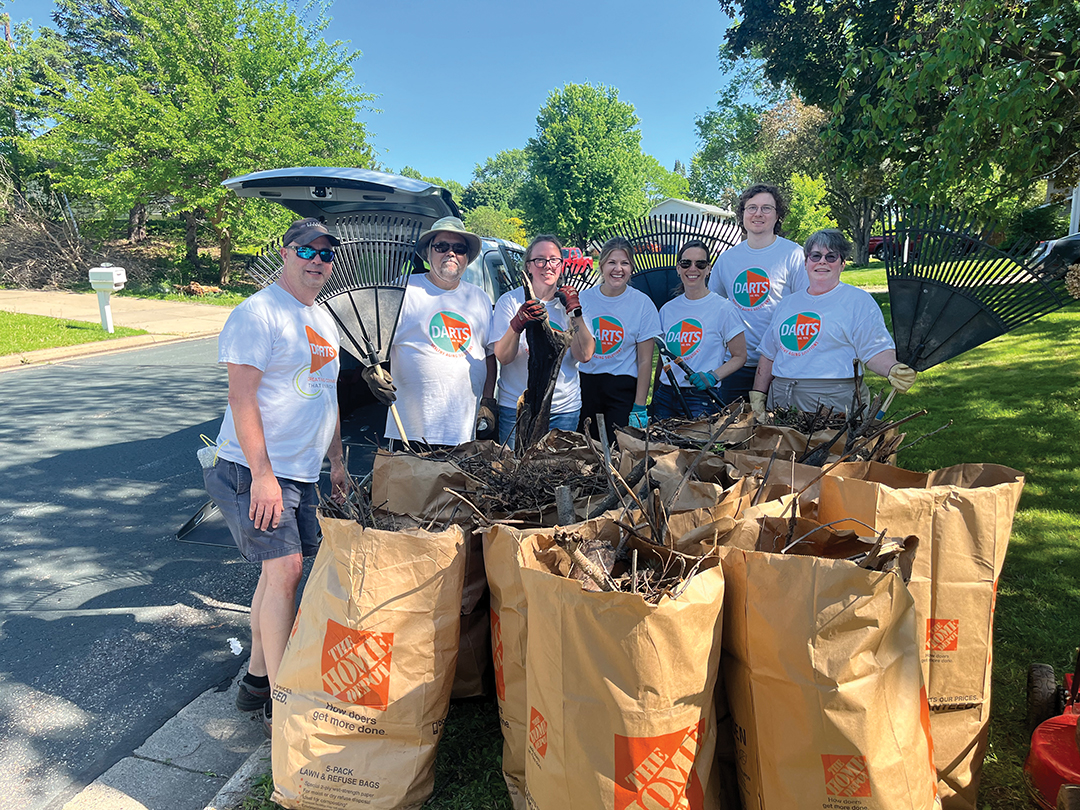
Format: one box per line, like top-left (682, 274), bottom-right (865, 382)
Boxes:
top-left (510, 299), bottom-right (547, 333)
top-left (556, 285), bottom-right (581, 316)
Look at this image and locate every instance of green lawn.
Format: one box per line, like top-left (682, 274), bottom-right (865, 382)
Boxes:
top-left (242, 303), bottom-right (1080, 810)
top-left (0, 310), bottom-right (147, 356)
top-left (842, 263), bottom-right (887, 288)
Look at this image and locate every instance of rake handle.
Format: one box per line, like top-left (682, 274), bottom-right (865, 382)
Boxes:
top-left (370, 363), bottom-right (412, 451)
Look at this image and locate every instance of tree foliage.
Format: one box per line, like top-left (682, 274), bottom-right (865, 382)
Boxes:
top-left (783, 173), bottom-right (837, 245)
top-left (29, 0), bottom-right (374, 282)
top-left (399, 166), bottom-right (465, 202)
top-left (643, 155), bottom-right (690, 206)
top-left (460, 148), bottom-right (527, 213)
top-left (463, 205), bottom-right (526, 245)
top-left (522, 83), bottom-right (648, 246)
top-left (687, 84), bottom-right (767, 207)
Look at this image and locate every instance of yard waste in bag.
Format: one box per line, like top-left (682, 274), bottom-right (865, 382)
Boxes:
top-left (708, 516), bottom-right (939, 810)
top-left (270, 516), bottom-right (465, 810)
top-left (518, 517), bottom-right (725, 810)
top-left (815, 461), bottom-right (1024, 809)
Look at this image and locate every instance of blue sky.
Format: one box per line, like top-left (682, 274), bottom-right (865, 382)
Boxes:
top-left (9, 0), bottom-right (734, 187)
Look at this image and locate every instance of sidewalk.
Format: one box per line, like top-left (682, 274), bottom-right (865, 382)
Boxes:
top-left (0, 289), bottom-right (234, 369)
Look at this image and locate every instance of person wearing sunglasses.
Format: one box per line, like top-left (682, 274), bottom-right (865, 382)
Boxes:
top-left (653, 239), bottom-right (747, 420)
top-left (361, 216), bottom-right (497, 447)
top-left (707, 183), bottom-right (808, 405)
top-left (577, 236), bottom-right (661, 440)
top-left (202, 217), bottom-right (348, 736)
top-left (490, 234), bottom-right (594, 447)
top-left (751, 228), bottom-right (917, 419)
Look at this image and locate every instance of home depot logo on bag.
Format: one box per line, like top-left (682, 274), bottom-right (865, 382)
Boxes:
top-left (927, 618), bottom-right (960, 651)
top-left (821, 754), bottom-right (871, 797)
top-left (593, 316), bottom-right (625, 355)
top-left (665, 320), bottom-right (703, 357)
top-left (491, 608), bottom-right (505, 701)
top-left (320, 619), bottom-right (393, 710)
top-left (428, 311), bottom-right (473, 355)
top-left (732, 268), bottom-right (770, 308)
top-left (529, 707), bottom-right (548, 758)
top-left (614, 722), bottom-right (707, 810)
top-left (778, 312), bottom-right (821, 354)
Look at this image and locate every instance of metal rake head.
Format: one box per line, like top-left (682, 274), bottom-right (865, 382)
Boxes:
top-left (246, 213), bottom-right (428, 366)
top-left (880, 206), bottom-right (1075, 370)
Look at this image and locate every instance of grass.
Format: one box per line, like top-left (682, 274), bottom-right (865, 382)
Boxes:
top-left (0, 310), bottom-right (146, 356)
top-left (842, 261), bottom-right (887, 288)
top-left (239, 301), bottom-right (1080, 810)
top-left (114, 283), bottom-right (251, 307)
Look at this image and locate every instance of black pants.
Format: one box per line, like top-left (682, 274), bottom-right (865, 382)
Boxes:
top-left (579, 372), bottom-right (637, 444)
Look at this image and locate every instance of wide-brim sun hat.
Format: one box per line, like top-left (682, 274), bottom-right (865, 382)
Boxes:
top-left (415, 216), bottom-right (482, 265)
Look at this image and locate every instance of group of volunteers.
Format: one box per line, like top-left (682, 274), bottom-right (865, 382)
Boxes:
top-left (200, 182), bottom-right (918, 733)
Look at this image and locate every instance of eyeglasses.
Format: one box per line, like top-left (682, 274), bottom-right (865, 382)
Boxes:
top-left (432, 241), bottom-right (469, 255)
top-left (807, 251), bottom-right (842, 263)
top-left (678, 259), bottom-right (710, 270)
top-left (287, 245), bottom-right (335, 262)
top-left (528, 257), bottom-right (564, 268)
top-left (744, 204), bottom-right (776, 215)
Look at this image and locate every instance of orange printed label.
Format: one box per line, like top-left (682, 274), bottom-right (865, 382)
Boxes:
top-left (822, 754), bottom-right (871, 797)
top-left (529, 707), bottom-right (548, 758)
top-left (305, 325), bottom-right (337, 373)
top-left (320, 619), bottom-right (393, 709)
top-left (614, 722), bottom-right (706, 810)
top-left (927, 618), bottom-right (959, 651)
top-left (491, 608), bottom-right (505, 701)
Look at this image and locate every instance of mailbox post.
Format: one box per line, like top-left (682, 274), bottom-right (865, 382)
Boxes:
top-left (88, 264), bottom-right (127, 333)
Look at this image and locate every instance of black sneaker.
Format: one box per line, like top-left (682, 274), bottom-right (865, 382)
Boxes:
top-left (262, 700), bottom-right (273, 739)
top-left (237, 679), bottom-right (271, 712)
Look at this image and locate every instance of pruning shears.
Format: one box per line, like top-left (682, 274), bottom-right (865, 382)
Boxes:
top-left (655, 342), bottom-right (725, 408)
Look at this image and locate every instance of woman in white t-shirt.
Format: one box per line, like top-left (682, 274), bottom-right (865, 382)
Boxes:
top-left (578, 236), bottom-right (662, 441)
top-left (653, 239), bottom-right (747, 420)
top-left (751, 229), bottom-right (917, 418)
top-left (490, 234), bottom-right (595, 447)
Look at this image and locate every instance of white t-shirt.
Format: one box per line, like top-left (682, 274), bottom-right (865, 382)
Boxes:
top-left (579, 285), bottom-right (662, 378)
top-left (708, 236), bottom-right (807, 365)
top-left (658, 292), bottom-right (745, 387)
top-left (215, 283), bottom-right (340, 483)
top-left (490, 288), bottom-right (581, 414)
top-left (758, 283), bottom-right (895, 379)
top-left (384, 274), bottom-right (492, 445)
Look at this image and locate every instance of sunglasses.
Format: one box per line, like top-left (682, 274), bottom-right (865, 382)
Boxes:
top-left (287, 245), bottom-right (335, 262)
top-left (807, 252), bottom-right (841, 263)
top-left (432, 241), bottom-right (469, 255)
top-left (678, 259), bottom-right (710, 270)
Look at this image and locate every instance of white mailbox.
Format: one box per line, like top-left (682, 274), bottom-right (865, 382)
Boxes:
top-left (88, 263), bottom-right (127, 332)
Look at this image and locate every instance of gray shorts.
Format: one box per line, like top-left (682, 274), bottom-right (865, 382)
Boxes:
top-left (203, 459), bottom-right (321, 562)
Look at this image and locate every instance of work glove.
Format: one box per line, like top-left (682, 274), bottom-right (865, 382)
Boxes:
top-left (687, 369), bottom-right (719, 392)
top-left (475, 397), bottom-right (499, 441)
top-left (629, 403), bottom-right (648, 429)
top-left (361, 364), bottom-right (396, 406)
top-left (555, 285), bottom-right (582, 317)
top-left (887, 362), bottom-right (917, 393)
top-left (510, 299), bottom-right (547, 333)
top-left (749, 390), bottom-right (768, 423)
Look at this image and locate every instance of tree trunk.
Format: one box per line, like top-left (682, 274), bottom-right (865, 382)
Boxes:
top-left (127, 202), bottom-right (148, 243)
top-left (218, 229), bottom-right (232, 285)
top-left (181, 211), bottom-right (199, 266)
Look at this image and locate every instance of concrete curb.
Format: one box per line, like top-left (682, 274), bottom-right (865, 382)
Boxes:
top-left (203, 741), bottom-right (272, 810)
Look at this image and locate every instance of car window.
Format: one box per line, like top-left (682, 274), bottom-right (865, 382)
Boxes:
top-left (460, 252), bottom-right (495, 301)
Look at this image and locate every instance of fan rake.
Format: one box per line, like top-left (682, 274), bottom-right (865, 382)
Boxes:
top-left (881, 206), bottom-right (1079, 371)
top-left (588, 214), bottom-right (743, 310)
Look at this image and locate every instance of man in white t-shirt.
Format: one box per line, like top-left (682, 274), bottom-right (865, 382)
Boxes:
top-left (203, 217), bottom-right (348, 735)
top-left (708, 183), bottom-right (807, 403)
top-left (361, 216), bottom-right (496, 447)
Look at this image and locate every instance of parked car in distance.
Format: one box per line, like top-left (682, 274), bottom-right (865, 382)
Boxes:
top-left (562, 246), bottom-right (593, 275)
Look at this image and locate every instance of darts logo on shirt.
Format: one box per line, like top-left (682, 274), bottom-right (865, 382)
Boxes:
top-left (665, 320), bottom-right (703, 357)
top-left (428, 311), bottom-right (472, 356)
top-left (732, 268), bottom-right (771, 309)
top-left (778, 312), bottom-right (821, 353)
top-left (294, 326), bottom-right (337, 397)
top-left (593, 316), bottom-right (625, 355)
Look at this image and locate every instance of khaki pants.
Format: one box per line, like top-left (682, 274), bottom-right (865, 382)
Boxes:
top-left (768, 375), bottom-right (869, 413)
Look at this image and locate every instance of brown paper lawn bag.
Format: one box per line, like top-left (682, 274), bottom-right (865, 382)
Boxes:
top-left (815, 462), bottom-right (1024, 808)
top-left (716, 519), bottom-right (939, 810)
top-left (271, 517), bottom-right (465, 810)
top-left (519, 519), bottom-right (725, 810)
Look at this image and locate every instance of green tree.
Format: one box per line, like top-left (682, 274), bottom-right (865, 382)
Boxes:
top-left (33, 0), bottom-right (374, 282)
top-left (460, 148), bottom-right (528, 213)
top-left (399, 166), bottom-right (465, 202)
top-left (522, 82), bottom-right (648, 246)
top-left (687, 85), bottom-right (766, 207)
top-left (643, 155), bottom-right (690, 206)
top-left (783, 173), bottom-right (837, 245)
top-left (463, 205), bottom-right (526, 245)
